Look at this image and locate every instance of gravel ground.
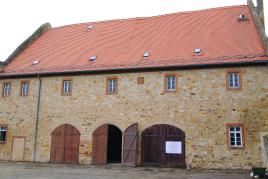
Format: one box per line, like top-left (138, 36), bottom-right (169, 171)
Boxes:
top-left (0, 161), bottom-right (252, 179)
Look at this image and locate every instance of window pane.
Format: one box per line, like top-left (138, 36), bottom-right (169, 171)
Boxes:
top-left (0, 127), bottom-right (6, 131)
top-left (21, 82), bottom-right (28, 95)
top-left (0, 131), bottom-right (6, 142)
top-left (229, 73), bottom-right (240, 88)
top-left (108, 79), bottom-right (117, 93)
top-left (237, 142), bottom-right (241, 146)
top-left (230, 127), bottom-right (234, 131)
top-left (230, 141), bottom-right (235, 146)
top-left (236, 127), bottom-right (240, 131)
top-left (167, 75), bottom-right (176, 91)
top-left (4, 83), bottom-right (10, 96)
top-left (63, 80), bottom-right (71, 94)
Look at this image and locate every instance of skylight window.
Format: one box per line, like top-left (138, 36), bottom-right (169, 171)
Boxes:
top-left (194, 48), bottom-right (201, 55)
top-left (143, 51), bottom-right (150, 58)
top-left (238, 14), bottom-right (247, 21)
top-left (87, 25), bottom-right (93, 30)
top-left (89, 55), bottom-right (97, 61)
top-left (32, 60), bottom-right (40, 66)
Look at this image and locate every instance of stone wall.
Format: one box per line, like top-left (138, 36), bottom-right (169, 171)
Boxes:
top-left (0, 66), bottom-right (268, 169)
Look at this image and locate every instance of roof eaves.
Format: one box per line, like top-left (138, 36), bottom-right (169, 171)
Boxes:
top-left (0, 60), bottom-right (267, 79)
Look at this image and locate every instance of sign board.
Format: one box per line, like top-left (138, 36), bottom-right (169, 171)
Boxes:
top-left (165, 141), bottom-right (182, 154)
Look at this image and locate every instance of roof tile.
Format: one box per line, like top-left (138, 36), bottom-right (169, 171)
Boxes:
top-left (2, 5), bottom-right (267, 76)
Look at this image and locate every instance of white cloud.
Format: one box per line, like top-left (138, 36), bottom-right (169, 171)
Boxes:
top-left (0, 0), bottom-right (266, 62)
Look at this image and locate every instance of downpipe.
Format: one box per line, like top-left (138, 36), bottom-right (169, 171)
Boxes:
top-left (33, 74), bottom-right (42, 162)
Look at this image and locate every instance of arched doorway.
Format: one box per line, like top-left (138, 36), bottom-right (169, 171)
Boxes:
top-left (50, 124), bottom-right (80, 163)
top-left (141, 124), bottom-right (185, 167)
top-left (107, 125), bottom-right (122, 163)
top-left (92, 124), bottom-right (122, 164)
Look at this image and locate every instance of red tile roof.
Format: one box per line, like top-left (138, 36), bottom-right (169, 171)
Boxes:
top-left (1, 5), bottom-right (267, 76)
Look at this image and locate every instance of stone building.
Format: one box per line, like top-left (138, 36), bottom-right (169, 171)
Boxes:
top-left (0, 0), bottom-right (267, 169)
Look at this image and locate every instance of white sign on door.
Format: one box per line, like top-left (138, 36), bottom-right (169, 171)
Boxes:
top-left (165, 141), bottom-right (182, 154)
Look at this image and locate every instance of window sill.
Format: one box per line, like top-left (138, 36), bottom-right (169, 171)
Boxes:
top-left (227, 87), bottom-right (242, 91)
top-left (164, 90), bottom-right (177, 94)
top-left (228, 146), bottom-right (245, 150)
top-left (61, 93), bottom-right (72, 96)
top-left (106, 93), bottom-right (117, 95)
top-left (0, 141), bottom-right (7, 144)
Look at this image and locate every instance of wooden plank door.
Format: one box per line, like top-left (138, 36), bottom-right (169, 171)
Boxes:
top-left (50, 125), bottom-right (65, 163)
top-left (92, 124), bottom-right (108, 164)
top-left (64, 124), bottom-right (80, 163)
top-left (50, 124), bottom-right (80, 163)
top-left (11, 137), bottom-right (26, 161)
top-left (141, 125), bottom-right (161, 165)
top-left (141, 124), bottom-right (185, 167)
top-left (123, 123), bottom-right (138, 166)
top-left (164, 125), bottom-right (185, 167)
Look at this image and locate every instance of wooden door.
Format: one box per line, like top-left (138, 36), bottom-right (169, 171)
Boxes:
top-left (50, 124), bottom-right (80, 163)
top-left (64, 124), bottom-right (80, 163)
top-left (164, 125), bottom-right (185, 167)
top-left (11, 137), bottom-right (25, 161)
top-left (141, 125), bottom-right (161, 165)
top-left (92, 124), bottom-right (108, 164)
top-left (123, 123), bottom-right (138, 166)
top-left (141, 124), bottom-right (185, 167)
top-left (50, 125), bottom-right (65, 163)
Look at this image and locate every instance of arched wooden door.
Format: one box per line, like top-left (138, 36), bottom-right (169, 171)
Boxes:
top-left (50, 124), bottom-right (80, 163)
top-left (92, 124), bottom-right (108, 164)
top-left (141, 124), bottom-right (185, 167)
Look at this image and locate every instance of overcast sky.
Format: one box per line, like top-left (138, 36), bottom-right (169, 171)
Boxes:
top-left (0, 0), bottom-right (266, 62)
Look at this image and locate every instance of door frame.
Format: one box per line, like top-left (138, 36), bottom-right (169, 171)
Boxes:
top-left (260, 132), bottom-right (268, 167)
top-left (10, 136), bottom-right (26, 161)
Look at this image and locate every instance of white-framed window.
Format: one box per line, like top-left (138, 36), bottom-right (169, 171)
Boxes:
top-left (166, 75), bottom-right (176, 91)
top-left (228, 72), bottom-right (240, 89)
top-left (229, 126), bottom-right (243, 147)
top-left (21, 82), bottom-right (28, 96)
top-left (3, 83), bottom-right (11, 96)
top-left (0, 127), bottom-right (7, 142)
top-left (63, 80), bottom-right (71, 95)
top-left (107, 78), bottom-right (117, 94)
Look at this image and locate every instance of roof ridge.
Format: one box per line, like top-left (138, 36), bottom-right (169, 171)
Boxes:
top-left (52, 5), bottom-right (247, 30)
